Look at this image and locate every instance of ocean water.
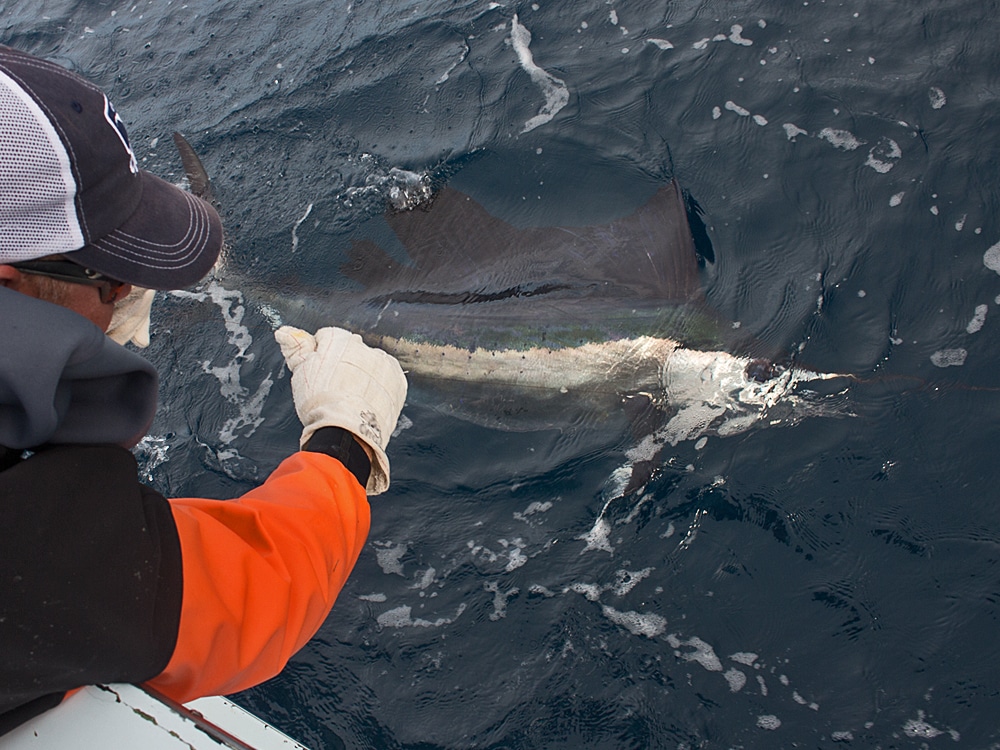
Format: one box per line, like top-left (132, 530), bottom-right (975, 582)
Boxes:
top-left (4, 1), bottom-right (1000, 747)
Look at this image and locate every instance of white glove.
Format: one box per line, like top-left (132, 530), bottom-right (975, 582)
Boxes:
top-left (274, 325), bottom-right (407, 494)
top-left (106, 287), bottom-right (156, 347)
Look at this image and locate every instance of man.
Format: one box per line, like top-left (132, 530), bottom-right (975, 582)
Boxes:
top-left (0, 45), bottom-right (407, 733)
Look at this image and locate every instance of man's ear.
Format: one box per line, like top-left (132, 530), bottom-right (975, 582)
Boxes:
top-left (0, 265), bottom-right (23, 288)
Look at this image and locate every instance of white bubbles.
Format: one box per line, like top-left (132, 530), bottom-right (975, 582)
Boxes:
top-left (693, 24), bottom-right (754, 50)
top-left (412, 566), bottom-right (436, 591)
top-left (783, 123), bottom-right (808, 140)
top-left (721, 101), bottom-right (769, 126)
top-left (611, 567), bottom-right (653, 596)
top-left (134, 435), bottom-right (169, 484)
top-left (729, 651), bottom-right (759, 666)
top-left (757, 715), bottom-right (782, 730)
top-left (601, 605), bottom-right (667, 637)
top-left (983, 241), bottom-right (1000, 274)
top-left (376, 603), bottom-right (467, 628)
top-left (376, 605), bottom-right (414, 628)
top-left (903, 711), bottom-right (943, 739)
top-left (728, 24), bottom-right (753, 46)
top-left (504, 542), bottom-right (527, 572)
top-left (725, 100), bottom-right (751, 117)
top-left (865, 137), bottom-right (902, 173)
top-left (485, 581), bottom-right (519, 620)
top-left (646, 38), bottom-right (674, 50)
top-left (792, 690), bottom-right (820, 710)
top-left (817, 128), bottom-right (863, 150)
top-left (570, 582), bottom-right (603, 601)
top-left (668, 634), bottom-right (723, 671)
top-left (724, 668), bottom-right (747, 692)
top-left (513, 500), bottom-right (552, 523)
top-left (392, 413), bottom-right (414, 438)
top-left (966, 304), bottom-right (988, 334)
top-left (171, 282), bottom-right (273, 449)
top-left (757, 674), bottom-right (769, 695)
top-left (579, 515), bottom-right (614, 553)
top-left (930, 348), bottom-right (967, 368)
top-left (928, 86), bottom-right (947, 109)
top-left (344, 165), bottom-right (432, 210)
top-left (375, 541), bottom-right (408, 576)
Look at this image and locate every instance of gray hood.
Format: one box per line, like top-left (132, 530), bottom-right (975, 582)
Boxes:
top-left (0, 287), bottom-right (157, 449)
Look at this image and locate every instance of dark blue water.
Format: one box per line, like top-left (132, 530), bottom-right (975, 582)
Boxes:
top-left (5, 1), bottom-right (1000, 746)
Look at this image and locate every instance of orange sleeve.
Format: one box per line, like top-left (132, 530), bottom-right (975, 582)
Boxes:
top-left (144, 451), bottom-right (370, 703)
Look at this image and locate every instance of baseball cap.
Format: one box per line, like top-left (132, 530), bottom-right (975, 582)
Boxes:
top-left (0, 45), bottom-right (222, 290)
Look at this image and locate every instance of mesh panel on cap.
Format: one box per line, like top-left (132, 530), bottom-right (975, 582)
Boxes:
top-left (0, 70), bottom-right (84, 261)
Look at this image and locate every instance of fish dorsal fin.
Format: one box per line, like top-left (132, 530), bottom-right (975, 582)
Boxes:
top-left (342, 187), bottom-right (530, 294)
top-left (172, 132), bottom-right (214, 203)
top-left (555, 179), bottom-right (702, 303)
top-left (342, 179), bottom-right (702, 304)
top-left (342, 238), bottom-right (408, 289)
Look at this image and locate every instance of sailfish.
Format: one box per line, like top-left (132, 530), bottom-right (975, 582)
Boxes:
top-left (174, 135), bottom-right (846, 494)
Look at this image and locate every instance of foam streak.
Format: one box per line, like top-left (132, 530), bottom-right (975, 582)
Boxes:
top-left (510, 14), bottom-right (569, 133)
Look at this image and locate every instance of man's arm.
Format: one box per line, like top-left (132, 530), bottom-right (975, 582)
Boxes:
top-left (146, 449), bottom-right (370, 702)
top-left (147, 325), bottom-right (408, 702)
top-left (1, 441), bottom-right (371, 720)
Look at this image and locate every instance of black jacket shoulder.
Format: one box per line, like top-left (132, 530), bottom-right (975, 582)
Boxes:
top-left (0, 444), bottom-right (183, 734)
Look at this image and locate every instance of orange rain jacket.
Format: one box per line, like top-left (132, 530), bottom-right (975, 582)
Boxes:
top-left (148, 450), bottom-right (370, 702)
top-left (0, 443), bottom-right (368, 734)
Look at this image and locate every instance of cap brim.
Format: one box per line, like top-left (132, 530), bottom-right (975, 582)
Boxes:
top-left (70, 170), bottom-right (223, 290)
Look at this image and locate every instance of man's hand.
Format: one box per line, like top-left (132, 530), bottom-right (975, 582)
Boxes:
top-left (107, 287), bottom-right (155, 347)
top-left (275, 326), bottom-right (407, 494)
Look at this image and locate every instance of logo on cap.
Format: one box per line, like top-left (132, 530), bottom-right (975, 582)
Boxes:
top-left (103, 94), bottom-right (138, 175)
